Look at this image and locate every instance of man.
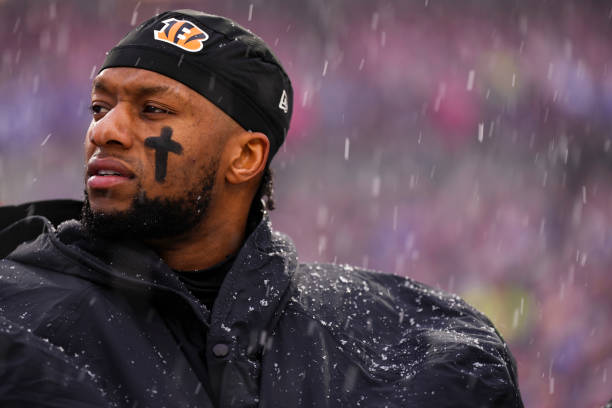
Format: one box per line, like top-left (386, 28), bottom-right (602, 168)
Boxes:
top-left (0, 10), bottom-right (523, 407)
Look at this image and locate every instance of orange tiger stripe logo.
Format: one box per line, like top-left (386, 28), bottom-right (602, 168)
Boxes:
top-left (153, 18), bottom-right (209, 52)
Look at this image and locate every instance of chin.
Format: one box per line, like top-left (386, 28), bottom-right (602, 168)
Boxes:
top-left (81, 188), bottom-right (212, 241)
top-left (87, 197), bottom-right (134, 215)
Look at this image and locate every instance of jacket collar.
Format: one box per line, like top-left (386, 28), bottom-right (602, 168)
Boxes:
top-left (208, 216), bottom-right (298, 356)
top-left (8, 214), bottom-right (298, 353)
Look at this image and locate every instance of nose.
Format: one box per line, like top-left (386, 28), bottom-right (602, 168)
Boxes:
top-left (87, 103), bottom-right (135, 149)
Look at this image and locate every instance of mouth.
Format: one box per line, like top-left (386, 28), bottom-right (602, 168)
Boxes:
top-left (86, 157), bottom-right (136, 190)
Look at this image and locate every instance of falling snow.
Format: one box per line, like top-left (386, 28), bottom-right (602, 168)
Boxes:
top-left (0, 2), bottom-right (610, 407)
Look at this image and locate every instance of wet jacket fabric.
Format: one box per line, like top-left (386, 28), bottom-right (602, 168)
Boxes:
top-left (0, 204), bottom-right (523, 407)
top-left (0, 315), bottom-right (108, 408)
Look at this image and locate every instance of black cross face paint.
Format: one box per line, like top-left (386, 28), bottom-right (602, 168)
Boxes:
top-left (144, 126), bottom-right (183, 182)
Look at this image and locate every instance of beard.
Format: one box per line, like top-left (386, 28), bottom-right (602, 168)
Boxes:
top-left (81, 163), bottom-right (217, 241)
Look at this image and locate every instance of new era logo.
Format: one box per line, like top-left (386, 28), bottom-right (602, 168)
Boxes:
top-left (153, 18), bottom-right (209, 52)
top-left (279, 90), bottom-right (289, 113)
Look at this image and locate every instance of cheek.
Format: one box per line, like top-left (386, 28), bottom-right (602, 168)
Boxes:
top-left (145, 152), bottom-right (198, 190)
top-left (176, 154), bottom-right (201, 179)
top-left (141, 126), bottom-right (185, 184)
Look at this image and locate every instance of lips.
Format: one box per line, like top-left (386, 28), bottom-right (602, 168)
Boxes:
top-left (86, 157), bottom-right (135, 190)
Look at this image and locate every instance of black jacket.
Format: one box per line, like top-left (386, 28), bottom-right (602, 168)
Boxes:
top-left (0, 201), bottom-right (523, 407)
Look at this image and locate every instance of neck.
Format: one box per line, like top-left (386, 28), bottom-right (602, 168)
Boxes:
top-left (146, 208), bottom-right (248, 271)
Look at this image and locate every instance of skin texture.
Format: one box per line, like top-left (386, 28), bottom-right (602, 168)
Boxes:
top-left (144, 126), bottom-right (183, 182)
top-left (85, 67), bottom-right (270, 270)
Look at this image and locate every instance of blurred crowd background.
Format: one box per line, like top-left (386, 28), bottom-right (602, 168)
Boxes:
top-left (1, 0), bottom-right (611, 406)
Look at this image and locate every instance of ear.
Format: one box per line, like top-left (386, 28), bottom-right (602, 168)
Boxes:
top-left (225, 131), bottom-right (269, 185)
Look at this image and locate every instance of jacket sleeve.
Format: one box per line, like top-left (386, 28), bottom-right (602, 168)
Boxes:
top-left (404, 331), bottom-right (524, 407)
top-left (388, 274), bottom-right (524, 407)
top-left (0, 316), bottom-right (110, 408)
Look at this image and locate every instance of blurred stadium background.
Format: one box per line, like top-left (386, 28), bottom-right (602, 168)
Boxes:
top-left (1, 0), bottom-right (611, 406)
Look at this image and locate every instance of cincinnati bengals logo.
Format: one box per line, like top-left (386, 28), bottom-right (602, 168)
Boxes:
top-left (153, 18), bottom-right (209, 52)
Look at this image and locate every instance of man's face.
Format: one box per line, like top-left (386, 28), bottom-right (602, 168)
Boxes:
top-left (82, 67), bottom-right (229, 239)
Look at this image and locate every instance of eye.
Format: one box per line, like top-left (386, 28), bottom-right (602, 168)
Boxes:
top-left (89, 103), bottom-right (109, 118)
top-left (143, 104), bottom-right (171, 114)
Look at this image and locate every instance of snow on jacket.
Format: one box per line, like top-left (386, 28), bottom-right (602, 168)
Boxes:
top-left (0, 205), bottom-right (523, 407)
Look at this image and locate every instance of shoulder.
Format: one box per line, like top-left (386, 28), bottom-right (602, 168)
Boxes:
top-left (289, 262), bottom-right (486, 331)
top-left (0, 200), bottom-right (82, 258)
top-left (1, 254), bottom-right (95, 304)
top-left (0, 233), bottom-right (98, 333)
top-left (286, 263), bottom-right (522, 404)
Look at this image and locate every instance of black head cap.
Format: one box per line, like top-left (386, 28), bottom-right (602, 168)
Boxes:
top-left (100, 9), bottom-right (293, 161)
